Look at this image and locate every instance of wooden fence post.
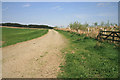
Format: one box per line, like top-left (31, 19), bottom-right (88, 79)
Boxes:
top-left (113, 32), bottom-right (115, 43)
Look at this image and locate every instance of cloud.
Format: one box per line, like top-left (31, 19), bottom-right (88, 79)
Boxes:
top-left (97, 13), bottom-right (117, 17)
top-left (23, 4), bottom-right (31, 7)
top-left (51, 6), bottom-right (63, 10)
top-left (75, 14), bottom-right (91, 19)
top-left (74, 12), bottom-right (116, 19)
top-left (97, 3), bottom-right (105, 7)
top-left (97, 3), bottom-right (110, 7)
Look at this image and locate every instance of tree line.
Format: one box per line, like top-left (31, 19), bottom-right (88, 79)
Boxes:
top-left (68, 21), bottom-right (118, 32)
top-left (1, 23), bottom-right (53, 29)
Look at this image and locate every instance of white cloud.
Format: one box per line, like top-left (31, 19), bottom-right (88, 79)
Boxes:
top-left (97, 13), bottom-right (117, 17)
top-left (97, 3), bottom-right (105, 7)
top-left (74, 12), bottom-right (117, 19)
top-left (23, 4), bottom-right (31, 7)
top-left (51, 6), bottom-right (63, 10)
top-left (97, 3), bottom-right (110, 7)
top-left (75, 14), bottom-right (91, 19)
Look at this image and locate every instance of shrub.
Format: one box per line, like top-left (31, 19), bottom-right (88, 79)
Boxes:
top-left (69, 21), bottom-right (87, 32)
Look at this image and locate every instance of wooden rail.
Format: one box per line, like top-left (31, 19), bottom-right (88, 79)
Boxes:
top-left (97, 30), bottom-right (120, 42)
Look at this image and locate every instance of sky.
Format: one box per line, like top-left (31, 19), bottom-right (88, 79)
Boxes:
top-left (2, 2), bottom-right (118, 27)
top-left (1, 0), bottom-right (120, 2)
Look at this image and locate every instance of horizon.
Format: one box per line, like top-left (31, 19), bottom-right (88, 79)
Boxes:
top-left (2, 2), bottom-right (118, 27)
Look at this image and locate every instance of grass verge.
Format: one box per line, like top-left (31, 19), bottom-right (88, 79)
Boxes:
top-left (1, 27), bottom-right (48, 47)
top-left (56, 30), bottom-right (119, 78)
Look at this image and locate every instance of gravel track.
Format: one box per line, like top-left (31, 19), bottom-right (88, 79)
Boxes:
top-left (2, 29), bottom-right (67, 78)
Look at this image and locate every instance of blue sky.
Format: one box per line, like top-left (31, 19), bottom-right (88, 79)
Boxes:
top-left (2, 2), bottom-right (118, 27)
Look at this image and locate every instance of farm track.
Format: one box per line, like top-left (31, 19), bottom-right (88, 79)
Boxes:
top-left (2, 29), bottom-right (67, 78)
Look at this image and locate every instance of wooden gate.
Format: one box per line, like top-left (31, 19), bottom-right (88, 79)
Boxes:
top-left (97, 31), bottom-right (120, 42)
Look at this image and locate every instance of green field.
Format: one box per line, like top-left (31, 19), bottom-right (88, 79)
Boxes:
top-left (1, 27), bottom-right (48, 47)
top-left (57, 30), bottom-right (119, 78)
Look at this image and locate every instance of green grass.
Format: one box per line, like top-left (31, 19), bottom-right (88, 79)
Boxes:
top-left (1, 27), bottom-right (48, 47)
top-left (56, 30), bottom-right (119, 78)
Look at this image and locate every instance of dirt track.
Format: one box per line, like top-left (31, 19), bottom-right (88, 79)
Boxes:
top-left (2, 29), bottom-right (67, 78)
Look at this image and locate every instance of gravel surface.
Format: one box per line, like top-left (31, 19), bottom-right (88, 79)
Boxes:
top-left (2, 29), bottom-right (67, 78)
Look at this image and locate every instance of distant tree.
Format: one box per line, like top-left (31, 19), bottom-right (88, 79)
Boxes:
top-left (69, 21), bottom-right (87, 32)
top-left (54, 26), bottom-right (58, 28)
top-left (2, 23), bottom-right (53, 29)
top-left (115, 24), bottom-right (118, 26)
top-left (70, 21), bottom-right (80, 32)
top-left (84, 22), bottom-right (89, 27)
top-left (110, 23), bottom-right (113, 26)
top-left (106, 20), bottom-right (110, 27)
top-left (94, 22), bottom-right (98, 27)
top-left (100, 21), bottom-right (104, 26)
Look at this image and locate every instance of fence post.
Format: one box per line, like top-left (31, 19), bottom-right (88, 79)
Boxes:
top-left (88, 27), bottom-right (89, 33)
top-left (99, 30), bottom-right (102, 41)
top-left (105, 29), bottom-right (106, 34)
top-left (113, 32), bottom-right (115, 43)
